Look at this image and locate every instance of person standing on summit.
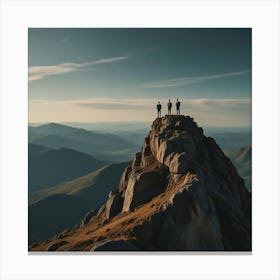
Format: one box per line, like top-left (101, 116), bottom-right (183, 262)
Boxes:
top-left (167, 99), bottom-right (172, 115)
top-left (176, 98), bottom-right (181, 115)
top-left (156, 101), bottom-right (162, 118)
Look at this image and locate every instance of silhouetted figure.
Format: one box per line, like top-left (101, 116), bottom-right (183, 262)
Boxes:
top-left (156, 101), bottom-right (162, 118)
top-left (167, 99), bottom-right (172, 115)
top-left (176, 98), bottom-right (181, 115)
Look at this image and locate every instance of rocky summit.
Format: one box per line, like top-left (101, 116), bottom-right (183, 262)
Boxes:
top-left (30, 115), bottom-right (251, 252)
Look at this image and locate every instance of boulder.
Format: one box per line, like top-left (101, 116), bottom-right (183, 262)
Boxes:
top-left (119, 165), bottom-right (132, 192)
top-left (105, 192), bottom-right (124, 219)
top-left (156, 140), bottom-right (172, 163)
top-left (132, 152), bottom-right (141, 169)
top-left (169, 152), bottom-right (190, 174)
top-left (122, 170), bottom-right (167, 212)
top-left (96, 204), bottom-right (106, 216)
top-left (80, 209), bottom-right (97, 227)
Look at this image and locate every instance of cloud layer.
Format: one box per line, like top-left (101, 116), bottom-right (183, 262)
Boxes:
top-left (29, 97), bottom-right (251, 126)
top-left (140, 70), bottom-right (250, 88)
top-left (74, 97), bottom-right (250, 111)
top-left (28, 56), bottom-right (127, 82)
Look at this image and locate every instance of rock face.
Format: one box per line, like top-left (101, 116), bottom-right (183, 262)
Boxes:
top-left (30, 115), bottom-right (251, 252)
top-left (117, 115), bottom-right (251, 250)
top-left (80, 209), bottom-right (97, 227)
top-left (122, 169), bottom-right (168, 212)
top-left (97, 115), bottom-right (251, 251)
top-left (105, 191), bottom-right (123, 219)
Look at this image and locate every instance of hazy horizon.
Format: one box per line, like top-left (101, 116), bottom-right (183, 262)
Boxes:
top-left (29, 28), bottom-right (251, 126)
top-left (28, 120), bottom-right (252, 135)
top-left (28, 120), bottom-right (251, 128)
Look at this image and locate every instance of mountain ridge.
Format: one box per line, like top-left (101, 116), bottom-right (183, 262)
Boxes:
top-left (29, 122), bottom-right (137, 161)
top-left (30, 115), bottom-right (251, 251)
top-left (226, 144), bottom-right (251, 191)
top-left (28, 143), bottom-right (106, 191)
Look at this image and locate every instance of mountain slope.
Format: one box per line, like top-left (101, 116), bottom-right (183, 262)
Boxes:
top-left (210, 132), bottom-right (251, 151)
top-left (29, 123), bottom-right (137, 161)
top-left (30, 115), bottom-right (251, 252)
top-left (29, 194), bottom-right (90, 244)
top-left (29, 162), bottom-right (130, 205)
top-left (31, 135), bottom-right (81, 150)
top-left (28, 144), bottom-right (106, 191)
top-left (28, 162), bottom-right (129, 244)
top-left (28, 143), bottom-right (51, 156)
top-left (226, 145), bottom-right (251, 191)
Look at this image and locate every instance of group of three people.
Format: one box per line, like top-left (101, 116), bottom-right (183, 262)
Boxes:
top-left (156, 99), bottom-right (181, 117)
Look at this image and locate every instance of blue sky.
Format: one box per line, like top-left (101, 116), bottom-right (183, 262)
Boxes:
top-left (28, 28), bottom-right (251, 126)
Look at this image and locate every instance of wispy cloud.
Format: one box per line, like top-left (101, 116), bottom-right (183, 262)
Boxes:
top-left (93, 57), bottom-right (127, 65)
top-left (29, 97), bottom-right (251, 125)
top-left (28, 56), bottom-right (127, 82)
top-left (140, 70), bottom-right (250, 89)
top-left (70, 97), bottom-right (251, 111)
top-left (75, 98), bottom-right (151, 110)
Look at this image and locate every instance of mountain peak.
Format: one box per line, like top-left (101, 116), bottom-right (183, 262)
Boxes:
top-left (41, 122), bottom-right (63, 128)
top-left (30, 115), bottom-right (251, 252)
top-left (146, 115), bottom-right (203, 174)
top-left (152, 114), bottom-right (198, 130)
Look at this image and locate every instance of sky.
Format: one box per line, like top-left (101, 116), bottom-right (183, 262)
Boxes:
top-left (28, 28), bottom-right (251, 127)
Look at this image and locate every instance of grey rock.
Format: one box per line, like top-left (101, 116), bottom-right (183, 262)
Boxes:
top-left (80, 209), bottom-right (97, 227)
top-left (119, 165), bottom-right (132, 193)
top-left (96, 204), bottom-right (106, 216)
top-left (132, 152), bottom-right (142, 169)
top-left (105, 192), bottom-right (124, 219)
top-left (122, 170), bottom-right (167, 212)
top-left (169, 152), bottom-right (190, 174)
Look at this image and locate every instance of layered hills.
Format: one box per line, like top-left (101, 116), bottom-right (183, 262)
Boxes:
top-left (30, 115), bottom-right (251, 251)
top-left (28, 162), bottom-right (129, 244)
top-left (29, 123), bottom-right (137, 162)
top-left (28, 144), bottom-right (105, 191)
top-left (226, 145), bottom-right (252, 191)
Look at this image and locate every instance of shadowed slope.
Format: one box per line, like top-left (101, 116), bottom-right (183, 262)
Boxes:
top-left (29, 144), bottom-right (106, 191)
top-left (226, 145), bottom-right (251, 191)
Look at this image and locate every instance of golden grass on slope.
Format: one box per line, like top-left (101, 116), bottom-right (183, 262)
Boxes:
top-left (30, 173), bottom-right (196, 252)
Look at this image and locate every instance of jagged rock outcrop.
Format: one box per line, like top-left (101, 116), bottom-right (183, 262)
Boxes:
top-left (108, 115), bottom-right (250, 250)
top-left (30, 115), bottom-right (251, 252)
top-left (80, 209), bottom-right (97, 227)
top-left (105, 191), bottom-right (123, 219)
top-left (122, 169), bottom-right (168, 212)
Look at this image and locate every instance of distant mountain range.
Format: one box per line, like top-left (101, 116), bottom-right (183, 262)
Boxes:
top-left (30, 115), bottom-right (251, 252)
top-left (29, 123), bottom-right (137, 162)
top-left (226, 145), bottom-right (252, 191)
top-left (210, 132), bottom-right (251, 152)
top-left (29, 121), bottom-right (150, 133)
top-left (29, 122), bottom-right (251, 161)
top-left (28, 162), bottom-right (129, 244)
top-left (28, 121), bottom-right (252, 248)
top-left (29, 143), bottom-right (105, 192)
